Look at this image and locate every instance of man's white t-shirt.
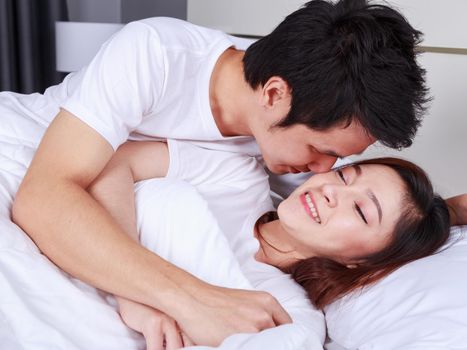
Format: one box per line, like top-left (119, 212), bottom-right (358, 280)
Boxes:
top-left (0, 16), bottom-right (323, 201)
top-left (5, 17), bottom-right (258, 155)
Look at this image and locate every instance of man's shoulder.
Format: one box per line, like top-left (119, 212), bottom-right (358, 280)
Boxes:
top-left (135, 17), bottom-right (230, 50)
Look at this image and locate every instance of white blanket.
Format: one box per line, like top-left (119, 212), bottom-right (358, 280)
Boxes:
top-left (0, 93), bottom-right (325, 349)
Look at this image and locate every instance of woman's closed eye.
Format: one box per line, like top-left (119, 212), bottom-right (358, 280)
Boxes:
top-left (337, 169), bottom-right (346, 184)
top-left (355, 203), bottom-right (368, 224)
top-left (337, 168), bottom-right (368, 224)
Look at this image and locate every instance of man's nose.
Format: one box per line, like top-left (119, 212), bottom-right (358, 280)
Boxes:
top-left (307, 155), bottom-right (338, 173)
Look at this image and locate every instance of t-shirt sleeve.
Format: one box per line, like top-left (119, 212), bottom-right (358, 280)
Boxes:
top-left (166, 139), bottom-right (268, 189)
top-left (61, 21), bottom-right (165, 150)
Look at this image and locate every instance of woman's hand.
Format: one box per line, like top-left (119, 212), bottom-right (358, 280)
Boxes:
top-left (117, 296), bottom-right (194, 349)
top-left (446, 194), bottom-right (467, 226)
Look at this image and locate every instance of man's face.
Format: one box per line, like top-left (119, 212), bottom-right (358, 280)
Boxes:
top-left (254, 121), bottom-right (375, 175)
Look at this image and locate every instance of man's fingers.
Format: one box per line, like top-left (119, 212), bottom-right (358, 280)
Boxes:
top-left (255, 292), bottom-right (292, 327)
top-left (271, 302), bottom-right (292, 326)
top-left (164, 322), bottom-right (184, 350)
top-left (145, 330), bottom-right (165, 350)
top-left (181, 332), bottom-right (195, 347)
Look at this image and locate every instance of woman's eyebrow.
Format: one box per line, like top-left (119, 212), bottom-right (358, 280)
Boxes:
top-left (353, 164), bottom-right (383, 223)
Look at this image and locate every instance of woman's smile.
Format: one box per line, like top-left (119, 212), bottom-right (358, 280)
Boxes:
top-left (300, 191), bottom-right (321, 223)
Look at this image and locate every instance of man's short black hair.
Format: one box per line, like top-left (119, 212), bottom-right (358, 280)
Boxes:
top-left (243, 0), bottom-right (429, 149)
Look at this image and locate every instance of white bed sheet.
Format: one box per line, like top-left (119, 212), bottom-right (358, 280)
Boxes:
top-left (0, 97), bottom-right (324, 349)
top-left (0, 179), bottom-right (323, 349)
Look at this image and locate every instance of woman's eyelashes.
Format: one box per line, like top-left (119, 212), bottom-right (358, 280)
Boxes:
top-left (337, 169), bottom-right (346, 184)
top-left (355, 203), bottom-right (368, 224)
top-left (337, 169), bottom-right (368, 224)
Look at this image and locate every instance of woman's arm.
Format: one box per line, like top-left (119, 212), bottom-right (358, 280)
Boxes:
top-left (88, 140), bottom-right (169, 240)
top-left (88, 140), bottom-right (188, 348)
top-left (446, 193), bottom-right (467, 226)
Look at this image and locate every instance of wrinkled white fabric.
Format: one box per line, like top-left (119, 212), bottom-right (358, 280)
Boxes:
top-left (0, 95), bottom-right (325, 349)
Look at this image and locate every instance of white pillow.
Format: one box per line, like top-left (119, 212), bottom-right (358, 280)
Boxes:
top-left (324, 225), bottom-right (467, 349)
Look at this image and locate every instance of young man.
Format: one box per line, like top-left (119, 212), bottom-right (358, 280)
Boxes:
top-left (5, 0), bottom-right (449, 345)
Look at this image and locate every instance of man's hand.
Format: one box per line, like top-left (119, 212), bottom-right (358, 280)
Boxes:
top-left (446, 193), bottom-right (467, 226)
top-left (118, 297), bottom-right (194, 350)
top-left (174, 284), bottom-right (292, 346)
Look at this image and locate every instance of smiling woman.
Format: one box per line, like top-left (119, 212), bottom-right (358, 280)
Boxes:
top-left (254, 157), bottom-right (451, 309)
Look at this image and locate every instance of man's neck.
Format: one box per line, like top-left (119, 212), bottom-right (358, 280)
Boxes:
top-left (209, 48), bottom-right (254, 137)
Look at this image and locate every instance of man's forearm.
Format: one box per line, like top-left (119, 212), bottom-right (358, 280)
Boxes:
top-left (13, 177), bottom-right (203, 318)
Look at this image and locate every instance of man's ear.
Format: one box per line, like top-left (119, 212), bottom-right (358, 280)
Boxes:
top-left (259, 76), bottom-right (291, 110)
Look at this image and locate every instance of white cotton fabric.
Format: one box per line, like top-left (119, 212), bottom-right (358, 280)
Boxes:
top-left (324, 225), bottom-right (467, 350)
top-left (0, 95), bottom-right (325, 349)
top-left (0, 17), bottom-right (259, 156)
top-left (0, 94), bottom-right (146, 349)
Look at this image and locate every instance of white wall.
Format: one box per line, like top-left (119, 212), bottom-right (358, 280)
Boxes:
top-left (67, 0), bottom-right (121, 23)
top-left (188, 0), bottom-right (304, 36)
top-left (187, 0), bottom-right (467, 197)
top-left (66, 0), bottom-right (187, 23)
top-left (188, 0), bottom-right (467, 49)
top-left (388, 0), bottom-right (467, 49)
top-left (355, 52), bottom-right (467, 197)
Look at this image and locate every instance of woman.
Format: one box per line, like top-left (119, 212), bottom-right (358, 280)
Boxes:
top-left (89, 139), bottom-right (451, 349)
top-left (260, 157), bottom-right (451, 309)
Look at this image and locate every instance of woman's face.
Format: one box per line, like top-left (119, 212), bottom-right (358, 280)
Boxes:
top-left (277, 163), bottom-right (406, 264)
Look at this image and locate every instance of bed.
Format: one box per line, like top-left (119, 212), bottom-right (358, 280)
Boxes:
top-left (0, 105), bottom-right (466, 348)
top-left (2, 9), bottom-right (467, 346)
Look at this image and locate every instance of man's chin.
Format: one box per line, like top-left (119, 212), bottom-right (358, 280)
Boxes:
top-left (268, 164), bottom-right (313, 175)
top-left (267, 164), bottom-right (296, 175)
top-left (264, 163), bottom-right (286, 175)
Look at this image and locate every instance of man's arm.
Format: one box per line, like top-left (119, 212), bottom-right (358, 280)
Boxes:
top-left (12, 110), bottom-right (291, 346)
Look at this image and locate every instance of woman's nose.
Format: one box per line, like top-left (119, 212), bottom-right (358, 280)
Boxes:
top-left (322, 183), bottom-right (338, 208)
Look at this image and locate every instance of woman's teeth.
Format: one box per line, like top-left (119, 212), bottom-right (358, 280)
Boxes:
top-left (305, 193), bottom-right (321, 223)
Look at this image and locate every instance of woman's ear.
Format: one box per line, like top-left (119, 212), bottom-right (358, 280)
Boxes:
top-left (259, 76), bottom-right (291, 110)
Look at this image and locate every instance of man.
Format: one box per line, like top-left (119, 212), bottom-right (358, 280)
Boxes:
top-left (7, 0), bottom-right (451, 346)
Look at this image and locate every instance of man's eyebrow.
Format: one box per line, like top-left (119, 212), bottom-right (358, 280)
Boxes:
top-left (353, 164), bottom-right (383, 223)
top-left (320, 149), bottom-right (344, 159)
top-left (320, 149), bottom-right (364, 159)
